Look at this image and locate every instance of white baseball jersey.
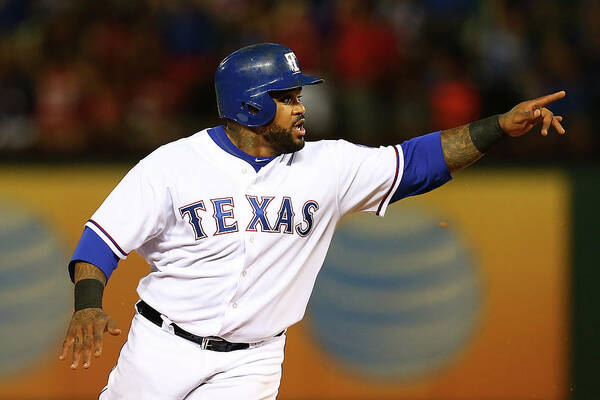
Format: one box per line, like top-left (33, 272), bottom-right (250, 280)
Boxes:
top-left (85, 126), bottom-right (403, 343)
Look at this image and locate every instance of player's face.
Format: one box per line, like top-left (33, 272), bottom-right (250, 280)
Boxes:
top-left (259, 88), bottom-right (306, 154)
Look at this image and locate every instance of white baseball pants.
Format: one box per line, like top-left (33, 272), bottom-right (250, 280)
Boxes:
top-left (99, 312), bottom-right (286, 400)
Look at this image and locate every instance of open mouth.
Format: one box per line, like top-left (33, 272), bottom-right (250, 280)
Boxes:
top-left (293, 119), bottom-right (305, 135)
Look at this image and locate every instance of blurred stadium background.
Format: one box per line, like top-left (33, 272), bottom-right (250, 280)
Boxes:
top-left (0, 0), bottom-right (598, 399)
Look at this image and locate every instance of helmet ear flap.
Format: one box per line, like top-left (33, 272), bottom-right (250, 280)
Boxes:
top-left (235, 100), bottom-right (261, 124)
top-left (236, 93), bottom-right (277, 126)
top-left (242, 101), bottom-right (262, 115)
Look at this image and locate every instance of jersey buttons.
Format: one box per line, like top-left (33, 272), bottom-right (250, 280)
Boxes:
top-left (232, 303), bottom-right (238, 308)
top-left (242, 270), bottom-right (247, 277)
top-left (249, 236), bottom-right (255, 243)
top-left (241, 168), bottom-right (247, 174)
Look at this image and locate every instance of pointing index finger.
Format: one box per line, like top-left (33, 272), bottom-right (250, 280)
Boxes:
top-left (532, 91), bottom-right (566, 108)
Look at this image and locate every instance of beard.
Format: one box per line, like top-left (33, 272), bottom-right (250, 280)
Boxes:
top-left (260, 122), bottom-right (305, 154)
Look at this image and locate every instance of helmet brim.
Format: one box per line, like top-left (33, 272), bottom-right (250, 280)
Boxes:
top-left (263, 73), bottom-right (324, 94)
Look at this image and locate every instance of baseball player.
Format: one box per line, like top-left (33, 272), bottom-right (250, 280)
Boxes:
top-left (59, 43), bottom-right (566, 399)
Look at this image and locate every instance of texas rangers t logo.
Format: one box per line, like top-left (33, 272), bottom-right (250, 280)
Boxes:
top-left (284, 52), bottom-right (300, 73)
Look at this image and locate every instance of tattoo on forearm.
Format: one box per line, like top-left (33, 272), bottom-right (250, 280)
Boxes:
top-left (440, 124), bottom-right (484, 172)
top-left (74, 262), bottom-right (107, 285)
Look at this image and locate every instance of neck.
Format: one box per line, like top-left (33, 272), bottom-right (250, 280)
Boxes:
top-left (225, 123), bottom-right (277, 157)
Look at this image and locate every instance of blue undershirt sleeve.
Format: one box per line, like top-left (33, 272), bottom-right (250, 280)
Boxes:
top-left (391, 131), bottom-right (452, 203)
top-left (69, 227), bottom-right (120, 283)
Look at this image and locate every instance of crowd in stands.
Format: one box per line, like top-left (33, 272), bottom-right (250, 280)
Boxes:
top-left (0, 0), bottom-right (596, 162)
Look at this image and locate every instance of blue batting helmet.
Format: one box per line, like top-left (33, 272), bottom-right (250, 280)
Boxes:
top-left (215, 43), bottom-right (324, 127)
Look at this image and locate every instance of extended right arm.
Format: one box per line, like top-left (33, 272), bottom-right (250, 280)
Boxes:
top-left (59, 262), bottom-right (121, 369)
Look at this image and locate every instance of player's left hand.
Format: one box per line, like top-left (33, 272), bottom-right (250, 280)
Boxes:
top-left (498, 90), bottom-right (566, 137)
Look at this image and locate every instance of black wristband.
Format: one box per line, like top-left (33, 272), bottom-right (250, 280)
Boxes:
top-left (468, 114), bottom-right (506, 153)
top-left (74, 279), bottom-right (104, 311)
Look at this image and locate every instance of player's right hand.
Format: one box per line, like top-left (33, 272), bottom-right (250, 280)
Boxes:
top-left (59, 308), bottom-right (121, 369)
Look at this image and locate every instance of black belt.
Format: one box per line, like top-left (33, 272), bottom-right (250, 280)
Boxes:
top-left (136, 300), bottom-right (252, 352)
